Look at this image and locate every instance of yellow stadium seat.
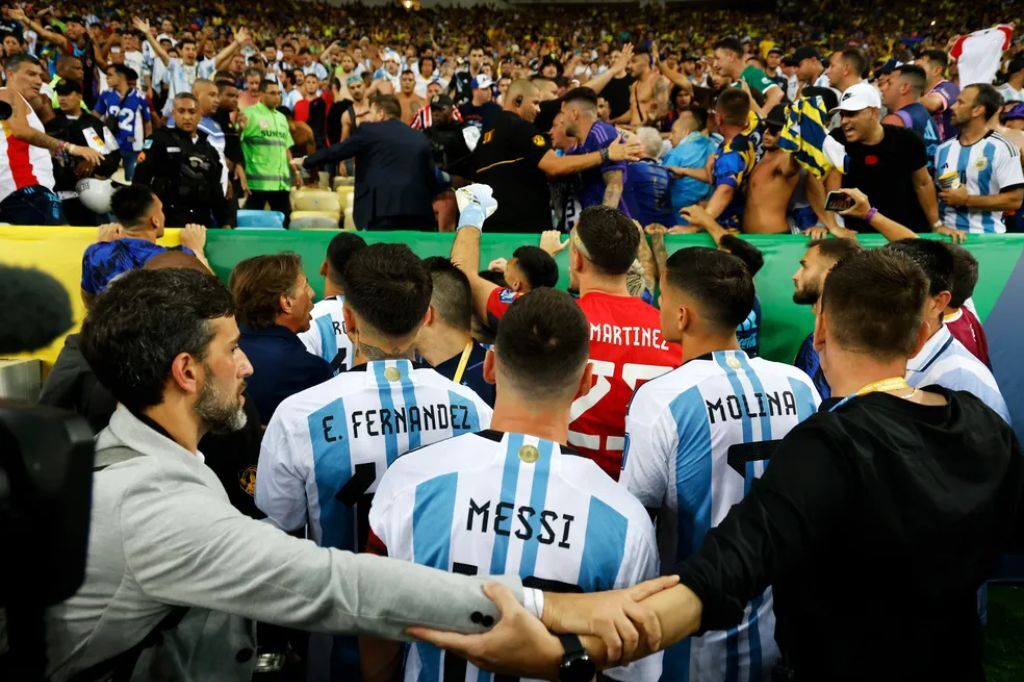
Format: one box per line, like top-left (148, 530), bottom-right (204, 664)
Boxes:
top-left (291, 189), bottom-right (341, 213)
top-left (336, 186), bottom-right (354, 212)
top-left (290, 210), bottom-right (341, 230)
top-left (342, 206), bottom-right (356, 231)
top-left (333, 176), bottom-right (355, 189)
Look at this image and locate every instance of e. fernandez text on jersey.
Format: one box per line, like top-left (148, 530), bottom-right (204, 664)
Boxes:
top-left (321, 402), bottom-right (475, 440)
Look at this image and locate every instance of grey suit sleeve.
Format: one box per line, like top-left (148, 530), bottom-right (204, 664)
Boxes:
top-left (119, 464), bottom-right (523, 640)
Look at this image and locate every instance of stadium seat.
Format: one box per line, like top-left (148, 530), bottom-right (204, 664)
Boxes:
top-left (291, 189), bottom-right (341, 213)
top-left (333, 176), bottom-right (355, 189)
top-left (290, 210), bottom-right (341, 230)
top-left (336, 186), bottom-right (354, 212)
top-left (342, 206), bottom-right (356, 231)
top-left (235, 210), bottom-right (286, 229)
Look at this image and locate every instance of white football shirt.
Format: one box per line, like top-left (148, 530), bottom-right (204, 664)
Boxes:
top-left (622, 350), bottom-right (820, 682)
top-left (935, 131), bottom-right (1024, 234)
top-left (256, 358), bottom-right (493, 548)
top-left (370, 430), bottom-right (663, 682)
top-left (297, 295), bottom-right (355, 374)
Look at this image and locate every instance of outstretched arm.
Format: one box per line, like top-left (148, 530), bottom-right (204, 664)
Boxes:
top-left (133, 17), bottom-right (170, 66)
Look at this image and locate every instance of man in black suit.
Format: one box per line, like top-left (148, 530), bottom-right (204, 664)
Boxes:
top-left (296, 94), bottom-right (438, 230)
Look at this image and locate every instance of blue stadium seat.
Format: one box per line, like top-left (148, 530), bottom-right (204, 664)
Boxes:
top-left (236, 210), bottom-right (286, 229)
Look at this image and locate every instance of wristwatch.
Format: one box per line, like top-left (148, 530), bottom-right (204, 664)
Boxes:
top-left (557, 633), bottom-right (596, 682)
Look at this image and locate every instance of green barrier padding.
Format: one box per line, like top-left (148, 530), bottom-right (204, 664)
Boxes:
top-left (206, 231), bottom-right (1024, 364)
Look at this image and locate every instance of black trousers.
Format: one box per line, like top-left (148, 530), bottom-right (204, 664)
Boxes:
top-left (247, 190), bottom-right (293, 227)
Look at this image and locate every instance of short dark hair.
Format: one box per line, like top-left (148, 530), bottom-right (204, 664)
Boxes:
top-left (718, 235), bottom-right (764, 276)
top-left (259, 78), bottom-right (279, 92)
top-left (965, 83), bottom-right (1004, 121)
top-left (575, 206), bottom-right (639, 276)
top-left (4, 53), bottom-right (41, 72)
top-left (512, 245), bottom-right (559, 289)
top-left (109, 63), bottom-right (133, 80)
top-left (807, 237), bottom-right (863, 265)
top-left (561, 86), bottom-right (598, 108)
top-left (820, 249), bottom-right (928, 360)
top-left (173, 92), bottom-right (198, 106)
top-left (839, 47), bottom-right (869, 78)
top-left (495, 288), bottom-right (589, 400)
top-left (229, 253), bottom-right (305, 329)
top-left (746, 54), bottom-right (767, 69)
top-left (111, 184), bottom-right (157, 228)
top-left (180, 38), bottom-right (197, 49)
top-left (370, 93), bottom-right (401, 120)
top-left (79, 269), bottom-right (235, 412)
top-left (683, 105), bottom-right (709, 131)
top-left (716, 88), bottom-right (750, 127)
top-left (946, 243), bottom-right (980, 309)
top-left (664, 247), bottom-right (755, 330)
top-left (884, 239), bottom-right (954, 297)
top-left (893, 63), bottom-right (927, 95)
top-left (343, 243), bottom-right (432, 337)
top-left (478, 269), bottom-right (508, 288)
top-left (918, 49), bottom-right (949, 71)
top-left (713, 37), bottom-right (744, 58)
top-left (325, 232), bottom-right (367, 287)
top-left (423, 257), bottom-right (472, 331)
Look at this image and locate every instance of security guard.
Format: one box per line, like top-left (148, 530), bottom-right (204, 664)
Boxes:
top-left (44, 79), bottom-right (120, 226)
top-left (134, 92), bottom-right (232, 227)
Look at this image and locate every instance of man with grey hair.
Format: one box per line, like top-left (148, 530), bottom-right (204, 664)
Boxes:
top-left (622, 126), bottom-right (676, 227)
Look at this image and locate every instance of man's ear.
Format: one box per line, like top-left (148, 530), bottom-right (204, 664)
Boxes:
top-left (483, 347), bottom-right (496, 385)
top-left (813, 309), bottom-right (827, 355)
top-left (423, 305), bottom-right (435, 328)
top-left (574, 361), bottom-right (594, 399)
top-left (936, 291), bottom-right (952, 312)
top-left (169, 351), bottom-right (202, 396)
top-left (342, 303), bottom-right (358, 337)
top-left (910, 316), bottom-right (931, 359)
top-left (319, 259), bottom-right (329, 278)
top-left (278, 292), bottom-right (293, 316)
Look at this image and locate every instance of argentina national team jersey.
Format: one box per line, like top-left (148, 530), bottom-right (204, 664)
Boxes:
top-left (369, 430), bottom-right (663, 682)
top-left (256, 359), bottom-right (493, 548)
top-left (622, 350), bottom-right (820, 682)
top-left (297, 296), bottom-right (355, 374)
top-left (906, 325), bottom-right (1010, 423)
top-left (935, 130), bottom-right (1024, 234)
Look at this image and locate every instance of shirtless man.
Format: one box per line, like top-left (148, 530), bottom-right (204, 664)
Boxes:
top-left (743, 115), bottom-right (801, 233)
top-left (743, 107), bottom-right (842, 235)
top-left (618, 47), bottom-right (669, 128)
top-left (341, 75), bottom-right (371, 141)
top-left (397, 69), bottom-right (425, 125)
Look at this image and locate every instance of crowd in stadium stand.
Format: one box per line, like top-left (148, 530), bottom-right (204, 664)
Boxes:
top-left (4, 1), bottom-right (1024, 681)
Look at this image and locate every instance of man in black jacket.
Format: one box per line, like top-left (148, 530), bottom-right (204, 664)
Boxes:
top-left (409, 248), bottom-right (1024, 682)
top-left (45, 79), bottom-right (120, 225)
top-left (134, 92), bottom-right (232, 228)
top-left (297, 94), bottom-right (437, 230)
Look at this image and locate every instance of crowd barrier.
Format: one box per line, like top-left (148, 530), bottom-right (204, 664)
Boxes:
top-left (3, 226), bottom-right (1023, 440)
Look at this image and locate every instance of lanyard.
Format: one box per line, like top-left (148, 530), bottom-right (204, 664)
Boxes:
top-left (828, 376), bottom-right (912, 413)
top-left (452, 341), bottom-right (474, 385)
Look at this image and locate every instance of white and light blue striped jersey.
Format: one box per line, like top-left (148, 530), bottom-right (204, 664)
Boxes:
top-left (256, 358), bottom-right (492, 548)
top-left (297, 295), bottom-right (354, 374)
top-left (935, 131), bottom-right (1024, 234)
top-left (622, 350), bottom-right (820, 682)
top-left (906, 325), bottom-right (1010, 423)
top-left (370, 430), bottom-right (663, 682)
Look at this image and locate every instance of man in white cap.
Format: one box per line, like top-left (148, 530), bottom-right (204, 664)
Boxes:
top-left (824, 82), bottom-right (947, 237)
top-left (459, 73), bottom-right (500, 131)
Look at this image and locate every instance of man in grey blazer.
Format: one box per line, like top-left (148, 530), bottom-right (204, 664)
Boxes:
top-left (44, 266), bottom-right (670, 681)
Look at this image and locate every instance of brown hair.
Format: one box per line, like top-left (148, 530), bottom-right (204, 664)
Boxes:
top-left (819, 249), bottom-right (927, 360)
top-left (715, 88), bottom-right (750, 127)
top-left (370, 93), bottom-right (401, 120)
top-left (228, 253), bottom-right (304, 329)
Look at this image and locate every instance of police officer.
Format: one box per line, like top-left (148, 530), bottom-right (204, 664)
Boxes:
top-left (44, 78), bottom-right (120, 225)
top-left (134, 92), bottom-right (232, 228)
top-left (423, 94), bottom-right (475, 182)
top-left (472, 79), bottom-right (641, 233)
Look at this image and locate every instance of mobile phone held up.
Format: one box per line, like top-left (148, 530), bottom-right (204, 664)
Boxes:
top-left (824, 191), bottom-right (855, 212)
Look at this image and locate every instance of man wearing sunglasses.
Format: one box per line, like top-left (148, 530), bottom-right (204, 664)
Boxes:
top-left (743, 105), bottom-right (835, 235)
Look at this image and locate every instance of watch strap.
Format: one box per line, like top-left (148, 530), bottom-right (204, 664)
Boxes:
top-left (557, 632), bottom-right (586, 660)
